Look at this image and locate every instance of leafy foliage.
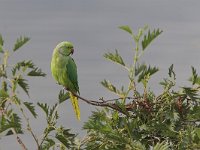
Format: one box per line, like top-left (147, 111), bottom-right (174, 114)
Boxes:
top-left (0, 112), bottom-right (23, 136)
top-left (13, 76), bottom-right (29, 96)
top-left (142, 29), bottom-right (163, 50)
top-left (83, 25), bottom-right (200, 149)
top-left (153, 141), bottom-right (169, 150)
top-left (189, 66), bottom-right (200, 85)
top-left (58, 89), bottom-right (70, 104)
top-left (12, 60), bottom-right (46, 77)
top-left (0, 34), bottom-right (4, 46)
top-left (119, 25), bottom-right (133, 35)
top-left (137, 65), bottom-right (159, 82)
top-left (0, 35), bottom-right (77, 149)
top-left (38, 102), bottom-right (77, 149)
top-left (101, 79), bottom-right (125, 97)
top-left (1, 26), bottom-right (200, 149)
top-left (13, 36), bottom-right (30, 51)
top-left (0, 34), bottom-right (3, 53)
top-left (104, 49), bottom-right (126, 67)
top-left (23, 102), bottom-right (37, 118)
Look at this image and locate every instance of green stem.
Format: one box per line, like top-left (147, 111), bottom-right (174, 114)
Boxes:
top-left (125, 118), bottom-right (133, 144)
top-left (13, 95), bottom-right (40, 148)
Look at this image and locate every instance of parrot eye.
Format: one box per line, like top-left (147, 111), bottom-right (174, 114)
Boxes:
top-left (66, 46), bottom-right (73, 49)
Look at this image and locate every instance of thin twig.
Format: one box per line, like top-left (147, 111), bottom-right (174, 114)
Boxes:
top-left (18, 106), bottom-right (40, 148)
top-left (11, 128), bottom-right (28, 150)
top-left (99, 96), bottom-right (135, 102)
top-left (72, 92), bottom-right (132, 115)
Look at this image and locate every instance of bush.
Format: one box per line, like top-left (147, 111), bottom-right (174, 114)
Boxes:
top-left (82, 26), bottom-right (200, 149)
top-left (0, 26), bottom-right (200, 150)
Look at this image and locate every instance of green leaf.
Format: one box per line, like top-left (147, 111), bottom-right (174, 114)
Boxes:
top-left (0, 89), bottom-right (9, 100)
top-left (12, 60), bottom-right (34, 76)
top-left (12, 60), bottom-right (46, 77)
top-left (168, 64), bottom-right (176, 79)
top-left (13, 36), bottom-right (30, 51)
top-left (27, 68), bottom-right (46, 77)
top-left (23, 102), bottom-right (37, 118)
top-left (49, 103), bottom-right (59, 121)
top-left (181, 87), bottom-right (199, 100)
top-left (4, 113), bottom-right (23, 135)
top-left (17, 77), bottom-right (29, 96)
top-left (37, 102), bottom-right (49, 118)
top-left (0, 45), bottom-right (3, 53)
top-left (101, 79), bottom-right (122, 95)
top-left (119, 25), bottom-right (133, 35)
top-left (189, 66), bottom-right (200, 85)
top-left (41, 138), bottom-right (56, 150)
top-left (195, 128), bottom-right (200, 139)
top-left (56, 134), bottom-right (71, 148)
top-left (142, 29), bottom-right (163, 50)
top-left (153, 141), bottom-right (169, 150)
top-left (104, 50), bottom-right (125, 67)
top-left (138, 65), bottom-right (159, 82)
top-left (0, 34), bottom-right (3, 53)
top-left (0, 34), bottom-right (4, 46)
top-left (135, 63), bottom-right (147, 77)
top-left (58, 90), bottom-right (70, 104)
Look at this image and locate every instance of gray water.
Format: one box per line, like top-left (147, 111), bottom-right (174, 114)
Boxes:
top-left (1, 0), bottom-right (200, 149)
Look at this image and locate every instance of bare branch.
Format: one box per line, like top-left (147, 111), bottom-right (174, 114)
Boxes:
top-left (11, 128), bottom-right (28, 150)
top-left (72, 92), bottom-right (137, 115)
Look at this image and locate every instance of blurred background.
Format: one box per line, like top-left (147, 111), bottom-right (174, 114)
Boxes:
top-left (1, 0), bottom-right (200, 149)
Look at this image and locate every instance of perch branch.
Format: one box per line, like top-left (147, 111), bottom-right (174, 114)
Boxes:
top-left (71, 92), bottom-right (137, 115)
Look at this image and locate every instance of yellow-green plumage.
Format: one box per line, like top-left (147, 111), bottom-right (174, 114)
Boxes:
top-left (51, 41), bottom-right (80, 120)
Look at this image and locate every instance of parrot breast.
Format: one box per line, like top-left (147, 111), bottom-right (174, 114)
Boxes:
top-left (51, 52), bottom-right (75, 91)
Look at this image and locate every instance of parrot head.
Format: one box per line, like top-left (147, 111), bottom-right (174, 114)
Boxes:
top-left (56, 41), bottom-right (74, 56)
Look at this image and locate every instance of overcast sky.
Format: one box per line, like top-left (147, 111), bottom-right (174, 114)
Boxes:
top-left (1, 1), bottom-right (200, 149)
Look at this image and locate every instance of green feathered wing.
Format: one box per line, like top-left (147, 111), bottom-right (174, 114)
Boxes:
top-left (51, 51), bottom-right (80, 120)
top-left (66, 57), bottom-right (80, 120)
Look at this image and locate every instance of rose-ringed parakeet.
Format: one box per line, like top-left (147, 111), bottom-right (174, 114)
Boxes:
top-left (51, 41), bottom-right (80, 120)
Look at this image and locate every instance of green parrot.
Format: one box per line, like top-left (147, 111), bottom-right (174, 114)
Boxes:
top-left (51, 41), bottom-right (80, 120)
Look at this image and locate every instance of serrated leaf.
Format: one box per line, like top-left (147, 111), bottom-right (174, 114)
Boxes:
top-left (138, 65), bottom-right (159, 82)
top-left (23, 102), bottom-right (37, 118)
top-left (135, 63), bottom-right (147, 77)
top-left (119, 25), bottom-right (133, 35)
top-left (0, 89), bottom-right (9, 100)
top-left (6, 113), bottom-right (23, 135)
top-left (56, 134), bottom-right (70, 148)
top-left (59, 90), bottom-right (70, 104)
top-left (189, 66), bottom-right (200, 85)
top-left (104, 50), bottom-right (125, 67)
top-left (13, 36), bottom-right (30, 51)
top-left (37, 102), bottom-right (49, 117)
top-left (153, 141), bottom-right (169, 150)
top-left (181, 87), bottom-right (199, 100)
top-left (12, 60), bottom-right (34, 76)
top-left (17, 77), bottom-right (29, 96)
top-left (41, 138), bottom-right (56, 150)
top-left (27, 68), bottom-right (46, 77)
top-left (0, 34), bottom-right (4, 46)
top-left (0, 45), bottom-right (3, 53)
top-left (12, 60), bottom-right (46, 78)
top-left (101, 79), bottom-right (121, 95)
top-left (142, 29), bottom-right (163, 50)
top-left (168, 64), bottom-right (176, 79)
top-left (63, 129), bottom-right (76, 137)
top-left (49, 103), bottom-right (59, 120)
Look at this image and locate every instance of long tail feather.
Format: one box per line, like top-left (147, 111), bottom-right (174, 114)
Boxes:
top-left (69, 92), bottom-right (80, 120)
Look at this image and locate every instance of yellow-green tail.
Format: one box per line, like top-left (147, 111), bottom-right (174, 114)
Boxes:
top-left (69, 92), bottom-right (80, 120)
